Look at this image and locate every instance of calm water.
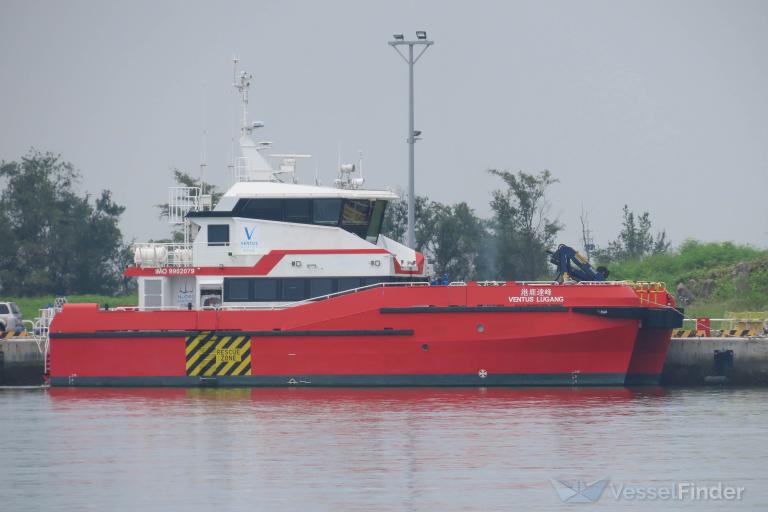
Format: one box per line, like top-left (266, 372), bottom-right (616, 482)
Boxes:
top-left (1, 387), bottom-right (766, 511)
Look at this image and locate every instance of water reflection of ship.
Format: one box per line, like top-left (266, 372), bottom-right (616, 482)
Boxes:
top-left (47, 386), bottom-right (667, 405)
top-left (46, 386), bottom-right (672, 509)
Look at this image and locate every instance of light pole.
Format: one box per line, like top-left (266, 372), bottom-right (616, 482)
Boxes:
top-left (389, 31), bottom-right (433, 249)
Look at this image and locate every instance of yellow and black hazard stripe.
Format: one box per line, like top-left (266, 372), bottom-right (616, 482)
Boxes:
top-left (185, 332), bottom-right (252, 377)
top-left (0, 331), bottom-right (28, 339)
top-left (672, 329), bottom-right (707, 338)
top-left (723, 329), bottom-right (757, 337)
top-left (672, 328), bottom-right (760, 338)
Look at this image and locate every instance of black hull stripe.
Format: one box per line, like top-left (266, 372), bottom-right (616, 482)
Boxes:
top-left (572, 307), bottom-right (684, 328)
top-left (50, 372), bottom-right (626, 387)
top-left (50, 329), bottom-right (414, 339)
top-left (624, 373), bottom-right (662, 386)
top-left (380, 306), bottom-right (568, 313)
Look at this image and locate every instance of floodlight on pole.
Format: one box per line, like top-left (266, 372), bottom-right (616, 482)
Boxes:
top-left (388, 31), bottom-right (433, 249)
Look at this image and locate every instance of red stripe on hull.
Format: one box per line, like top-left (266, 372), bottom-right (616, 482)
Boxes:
top-left (124, 248), bottom-right (391, 277)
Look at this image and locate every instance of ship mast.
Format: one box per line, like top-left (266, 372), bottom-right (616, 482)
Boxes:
top-left (233, 57), bottom-right (251, 138)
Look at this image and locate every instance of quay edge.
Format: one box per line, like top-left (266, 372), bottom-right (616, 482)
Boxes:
top-left (661, 337), bottom-right (768, 385)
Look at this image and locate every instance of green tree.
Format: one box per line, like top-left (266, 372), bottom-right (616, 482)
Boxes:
top-left (382, 195), bottom-right (489, 280)
top-left (381, 194), bottom-right (439, 252)
top-left (0, 150), bottom-right (128, 296)
top-left (595, 205), bottom-right (670, 263)
top-left (431, 202), bottom-right (485, 280)
top-left (488, 169), bottom-right (562, 280)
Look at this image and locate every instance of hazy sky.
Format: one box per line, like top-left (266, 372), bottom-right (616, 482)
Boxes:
top-left (1, 0), bottom-right (767, 249)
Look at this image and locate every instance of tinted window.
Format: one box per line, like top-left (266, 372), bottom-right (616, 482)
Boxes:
top-left (284, 199), bottom-right (311, 223)
top-left (281, 279), bottom-right (307, 301)
top-left (338, 277), bottom-right (362, 292)
top-left (309, 278), bottom-right (335, 298)
top-left (253, 279), bottom-right (279, 301)
top-left (313, 199), bottom-right (342, 225)
top-left (10, 303), bottom-right (21, 315)
top-left (366, 200), bottom-right (387, 242)
top-left (225, 279), bottom-right (251, 301)
top-left (208, 224), bottom-right (230, 246)
top-left (341, 200), bottom-right (371, 225)
top-left (0, 304), bottom-right (8, 314)
top-left (240, 199), bottom-right (283, 221)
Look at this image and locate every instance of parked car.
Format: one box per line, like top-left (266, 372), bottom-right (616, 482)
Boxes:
top-left (0, 301), bottom-right (24, 332)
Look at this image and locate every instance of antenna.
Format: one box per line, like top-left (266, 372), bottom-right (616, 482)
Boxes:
top-left (199, 82), bottom-right (208, 197)
top-left (233, 56), bottom-right (253, 135)
top-left (358, 149), bottom-right (364, 181)
top-left (579, 205), bottom-right (595, 261)
top-left (200, 129), bottom-right (207, 196)
top-left (314, 158), bottom-right (320, 186)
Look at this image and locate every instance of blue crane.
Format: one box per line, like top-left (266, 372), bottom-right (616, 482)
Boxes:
top-left (548, 244), bottom-right (609, 282)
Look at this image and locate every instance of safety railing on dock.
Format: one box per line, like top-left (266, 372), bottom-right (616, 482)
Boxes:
top-left (674, 316), bottom-right (768, 338)
top-left (31, 298), bottom-right (67, 365)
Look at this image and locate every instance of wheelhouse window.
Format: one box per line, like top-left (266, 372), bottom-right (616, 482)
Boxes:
top-left (228, 197), bottom-right (388, 240)
top-left (208, 224), bottom-right (230, 246)
top-left (366, 200), bottom-right (387, 242)
top-left (313, 198), bottom-right (343, 225)
top-left (239, 198), bottom-right (283, 221)
top-left (284, 199), bottom-right (311, 224)
top-left (341, 199), bottom-right (372, 238)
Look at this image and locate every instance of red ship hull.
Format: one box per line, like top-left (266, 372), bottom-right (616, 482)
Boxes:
top-left (48, 284), bottom-right (680, 387)
top-left (625, 328), bottom-right (673, 385)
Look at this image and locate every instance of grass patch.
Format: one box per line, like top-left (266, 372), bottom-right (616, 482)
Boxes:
top-left (605, 240), bottom-right (768, 320)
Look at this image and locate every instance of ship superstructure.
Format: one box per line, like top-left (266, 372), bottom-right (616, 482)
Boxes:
top-left (128, 60), bottom-right (424, 311)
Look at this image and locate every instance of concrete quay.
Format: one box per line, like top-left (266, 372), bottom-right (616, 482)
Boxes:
top-left (0, 337), bottom-right (44, 386)
top-left (662, 337), bottom-right (768, 385)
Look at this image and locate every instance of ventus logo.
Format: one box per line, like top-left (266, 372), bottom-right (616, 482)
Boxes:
top-left (240, 225), bottom-right (258, 253)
